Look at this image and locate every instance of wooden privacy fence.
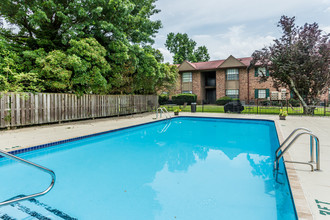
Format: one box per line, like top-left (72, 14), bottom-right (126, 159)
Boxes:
top-left (0, 93), bottom-right (158, 128)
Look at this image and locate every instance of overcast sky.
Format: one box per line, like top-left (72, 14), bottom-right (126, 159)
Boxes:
top-left (152, 0), bottom-right (330, 63)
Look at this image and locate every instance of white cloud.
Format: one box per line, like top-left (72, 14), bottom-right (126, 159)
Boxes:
top-left (209, 25), bottom-right (275, 59)
top-left (153, 0), bottom-right (330, 63)
top-left (158, 26), bottom-right (275, 63)
top-left (192, 25), bottom-right (275, 61)
top-left (154, 0), bottom-right (329, 33)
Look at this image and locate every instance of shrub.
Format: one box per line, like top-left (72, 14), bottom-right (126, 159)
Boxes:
top-left (289, 98), bottom-right (300, 107)
top-left (172, 93), bottom-right (197, 105)
top-left (259, 100), bottom-right (270, 106)
top-left (271, 101), bottom-right (286, 106)
top-left (158, 94), bottom-right (169, 105)
top-left (216, 96), bottom-right (232, 105)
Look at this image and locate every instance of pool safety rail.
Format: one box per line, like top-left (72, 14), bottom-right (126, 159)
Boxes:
top-left (0, 149), bottom-right (56, 206)
top-left (155, 107), bottom-right (171, 120)
top-left (274, 128), bottom-right (320, 172)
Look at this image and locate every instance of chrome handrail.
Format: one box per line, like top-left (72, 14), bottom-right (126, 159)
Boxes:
top-left (156, 107), bottom-right (171, 119)
top-left (275, 127), bottom-right (312, 158)
top-left (0, 149), bottom-right (56, 206)
top-left (274, 131), bottom-right (320, 171)
top-left (161, 107), bottom-right (171, 119)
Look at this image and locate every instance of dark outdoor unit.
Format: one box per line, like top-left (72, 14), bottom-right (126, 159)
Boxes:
top-left (224, 101), bottom-right (244, 113)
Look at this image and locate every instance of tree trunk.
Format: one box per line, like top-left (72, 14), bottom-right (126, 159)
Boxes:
top-left (288, 77), bottom-right (311, 115)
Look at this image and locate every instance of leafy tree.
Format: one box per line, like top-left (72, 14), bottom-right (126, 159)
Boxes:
top-left (0, 75), bottom-right (9, 91)
top-left (194, 46), bottom-right (210, 62)
top-left (0, 0), bottom-right (177, 95)
top-left (110, 45), bottom-right (178, 94)
top-left (13, 72), bottom-right (44, 92)
top-left (251, 16), bottom-right (330, 114)
top-left (165, 32), bottom-right (210, 64)
top-left (35, 50), bottom-right (72, 92)
top-left (0, 0), bottom-right (161, 51)
top-left (165, 33), bottom-right (196, 64)
top-left (67, 38), bottom-right (110, 94)
top-left (0, 37), bottom-right (23, 83)
top-left (155, 63), bottom-right (178, 92)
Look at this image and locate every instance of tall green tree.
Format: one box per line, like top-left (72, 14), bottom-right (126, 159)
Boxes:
top-left (0, 0), bottom-right (161, 51)
top-left (194, 46), bottom-right (210, 62)
top-left (165, 32), bottom-right (210, 64)
top-left (0, 0), bottom-right (178, 95)
top-left (251, 16), bottom-right (330, 113)
top-left (110, 45), bottom-right (178, 94)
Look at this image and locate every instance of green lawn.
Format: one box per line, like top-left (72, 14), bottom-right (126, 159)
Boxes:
top-left (161, 104), bottom-right (330, 116)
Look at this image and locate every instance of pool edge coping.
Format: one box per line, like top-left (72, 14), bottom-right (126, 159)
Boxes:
top-left (2, 115), bottom-right (313, 219)
top-left (274, 120), bottom-right (313, 220)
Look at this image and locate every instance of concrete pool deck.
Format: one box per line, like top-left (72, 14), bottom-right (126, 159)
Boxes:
top-left (0, 112), bottom-right (329, 219)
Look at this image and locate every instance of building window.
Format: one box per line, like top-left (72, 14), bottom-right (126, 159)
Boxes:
top-left (226, 89), bottom-right (239, 99)
top-left (182, 91), bottom-right (192, 94)
top-left (258, 89), bottom-right (266, 98)
top-left (226, 68), bottom-right (239, 80)
top-left (255, 67), bottom-right (269, 77)
top-left (182, 72), bottom-right (192, 82)
top-left (255, 89), bottom-right (269, 99)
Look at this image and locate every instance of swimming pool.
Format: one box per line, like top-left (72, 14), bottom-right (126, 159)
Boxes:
top-left (0, 117), bottom-right (296, 219)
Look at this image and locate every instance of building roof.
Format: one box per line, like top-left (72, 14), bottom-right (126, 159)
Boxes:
top-left (193, 60), bottom-right (225, 70)
top-left (178, 56), bottom-right (253, 72)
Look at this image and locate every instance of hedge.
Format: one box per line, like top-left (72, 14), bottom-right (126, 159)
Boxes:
top-left (289, 98), bottom-right (300, 107)
top-left (159, 94), bottom-right (169, 105)
top-left (216, 96), bottom-right (232, 105)
top-left (172, 93), bottom-right (197, 105)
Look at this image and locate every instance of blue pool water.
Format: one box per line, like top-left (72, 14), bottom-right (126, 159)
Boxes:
top-left (0, 117), bottom-right (296, 219)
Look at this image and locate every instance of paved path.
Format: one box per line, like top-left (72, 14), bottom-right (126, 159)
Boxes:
top-left (1, 112), bottom-right (329, 219)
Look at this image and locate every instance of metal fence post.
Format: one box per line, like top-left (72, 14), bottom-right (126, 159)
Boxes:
top-left (257, 99), bottom-right (259, 114)
top-left (324, 99), bottom-right (326, 116)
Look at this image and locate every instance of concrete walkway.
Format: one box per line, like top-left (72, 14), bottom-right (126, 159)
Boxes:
top-left (1, 112), bottom-right (329, 219)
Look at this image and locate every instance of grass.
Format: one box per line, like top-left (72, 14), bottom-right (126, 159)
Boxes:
top-left (162, 104), bottom-right (330, 116)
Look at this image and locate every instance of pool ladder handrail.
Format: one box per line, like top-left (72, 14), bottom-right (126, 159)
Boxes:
top-left (0, 149), bottom-right (56, 206)
top-left (274, 127), bottom-right (320, 172)
top-left (156, 107), bottom-right (171, 120)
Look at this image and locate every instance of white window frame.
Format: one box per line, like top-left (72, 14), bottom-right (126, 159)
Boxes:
top-left (182, 72), bottom-right (192, 83)
top-left (258, 89), bottom-right (266, 99)
top-left (182, 90), bottom-right (192, 94)
top-left (226, 69), bottom-right (239, 80)
top-left (226, 89), bottom-right (239, 98)
top-left (257, 67), bottom-right (267, 77)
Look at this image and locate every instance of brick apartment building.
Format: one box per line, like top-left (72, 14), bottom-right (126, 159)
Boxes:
top-left (174, 55), bottom-right (329, 104)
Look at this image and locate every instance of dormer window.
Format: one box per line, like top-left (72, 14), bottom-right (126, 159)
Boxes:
top-left (226, 69), bottom-right (239, 80)
top-left (182, 72), bottom-right (192, 82)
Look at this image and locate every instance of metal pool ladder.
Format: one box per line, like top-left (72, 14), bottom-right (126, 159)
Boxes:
top-left (155, 107), bottom-right (171, 120)
top-left (0, 149), bottom-right (56, 206)
top-left (274, 127), bottom-right (320, 172)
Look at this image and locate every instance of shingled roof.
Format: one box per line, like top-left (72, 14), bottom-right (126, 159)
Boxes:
top-left (178, 56), bottom-right (253, 71)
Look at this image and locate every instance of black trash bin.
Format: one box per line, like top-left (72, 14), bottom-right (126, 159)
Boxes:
top-left (191, 102), bottom-right (197, 113)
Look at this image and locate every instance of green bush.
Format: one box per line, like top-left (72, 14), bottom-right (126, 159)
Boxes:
top-left (289, 98), bottom-right (300, 107)
top-left (158, 94), bottom-right (169, 105)
top-left (216, 96), bottom-right (232, 105)
top-left (270, 100), bottom-right (286, 106)
top-left (259, 100), bottom-right (270, 106)
top-left (172, 93), bottom-right (197, 105)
